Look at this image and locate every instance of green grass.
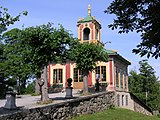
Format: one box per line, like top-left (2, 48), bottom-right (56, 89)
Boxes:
top-left (71, 108), bottom-right (160, 120)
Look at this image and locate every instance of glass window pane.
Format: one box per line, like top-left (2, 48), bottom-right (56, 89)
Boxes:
top-left (53, 69), bottom-right (57, 83)
top-left (79, 70), bottom-right (83, 82)
top-left (95, 66), bottom-right (100, 79)
top-left (74, 68), bottom-right (78, 82)
top-left (101, 66), bottom-right (106, 81)
top-left (59, 69), bottom-right (63, 83)
top-left (53, 69), bottom-right (63, 83)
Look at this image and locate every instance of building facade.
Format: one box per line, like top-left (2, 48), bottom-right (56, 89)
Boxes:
top-left (47, 5), bottom-right (131, 92)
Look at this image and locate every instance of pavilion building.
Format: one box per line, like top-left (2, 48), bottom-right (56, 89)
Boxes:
top-left (47, 4), bottom-right (131, 93)
top-left (47, 5), bottom-right (154, 115)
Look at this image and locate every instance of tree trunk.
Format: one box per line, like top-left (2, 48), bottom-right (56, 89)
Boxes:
top-left (17, 77), bottom-right (21, 95)
top-left (83, 71), bottom-right (89, 94)
top-left (21, 79), bottom-right (26, 94)
top-left (41, 66), bottom-right (49, 101)
top-left (35, 79), bottom-right (40, 94)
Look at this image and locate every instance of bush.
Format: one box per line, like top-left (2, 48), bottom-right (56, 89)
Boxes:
top-left (31, 93), bottom-right (40, 96)
top-left (24, 81), bottom-right (35, 94)
top-left (48, 84), bottom-right (63, 93)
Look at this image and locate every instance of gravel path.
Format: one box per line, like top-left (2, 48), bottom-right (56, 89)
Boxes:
top-left (0, 90), bottom-right (80, 109)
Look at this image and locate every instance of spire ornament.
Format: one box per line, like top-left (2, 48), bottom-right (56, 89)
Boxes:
top-left (88, 4), bottom-right (91, 16)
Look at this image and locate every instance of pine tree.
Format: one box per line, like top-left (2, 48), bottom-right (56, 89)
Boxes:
top-left (129, 60), bottom-right (160, 110)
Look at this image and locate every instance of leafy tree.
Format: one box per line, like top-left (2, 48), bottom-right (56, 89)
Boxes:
top-left (1, 28), bottom-right (32, 94)
top-left (19, 23), bottom-right (78, 101)
top-left (0, 6), bottom-right (27, 35)
top-left (106, 0), bottom-right (160, 59)
top-left (70, 43), bottom-right (108, 94)
top-left (129, 60), bottom-right (160, 110)
top-left (0, 42), bottom-right (6, 98)
top-left (0, 5), bottom-right (27, 98)
top-left (129, 71), bottom-right (143, 95)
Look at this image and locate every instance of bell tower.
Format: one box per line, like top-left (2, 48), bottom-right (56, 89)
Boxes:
top-left (77, 5), bottom-right (102, 44)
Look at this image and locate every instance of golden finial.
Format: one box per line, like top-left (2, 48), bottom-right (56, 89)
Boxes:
top-left (88, 4), bottom-right (91, 16)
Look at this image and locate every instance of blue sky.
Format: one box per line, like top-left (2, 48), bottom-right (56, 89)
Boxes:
top-left (1, 0), bottom-right (160, 78)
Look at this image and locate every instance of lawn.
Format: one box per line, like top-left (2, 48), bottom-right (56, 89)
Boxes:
top-left (71, 108), bottom-right (160, 120)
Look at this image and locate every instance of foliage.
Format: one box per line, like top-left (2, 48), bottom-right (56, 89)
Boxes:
top-left (31, 93), bottom-right (40, 96)
top-left (0, 5), bottom-right (27, 97)
top-left (0, 42), bottom-right (5, 98)
top-left (24, 81), bottom-right (35, 94)
top-left (21, 23), bottom-right (78, 77)
top-left (71, 43), bottom-right (108, 73)
top-left (106, 0), bottom-right (160, 59)
top-left (129, 59), bottom-right (160, 110)
top-left (19, 23), bottom-right (77, 101)
top-left (1, 21), bottom-right (77, 100)
top-left (0, 5), bottom-right (27, 34)
top-left (71, 108), bottom-right (160, 120)
top-left (70, 43), bottom-right (108, 93)
top-left (48, 84), bottom-right (63, 93)
top-left (1, 28), bottom-right (32, 94)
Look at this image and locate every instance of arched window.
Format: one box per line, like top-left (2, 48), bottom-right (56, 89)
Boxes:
top-left (83, 28), bottom-right (90, 40)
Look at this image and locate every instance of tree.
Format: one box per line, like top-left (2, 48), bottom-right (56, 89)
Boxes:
top-left (129, 71), bottom-right (143, 95)
top-left (106, 0), bottom-right (160, 59)
top-left (129, 60), bottom-right (160, 110)
top-left (1, 28), bottom-right (32, 94)
top-left (0, 42), bottom-right (6, 98)
top-left (0, 5), bottom-right (27, 98)
top-left (139, 60), bottom-right (160, 109)
top-left (0, 6), bottom-right (27, 35)
top-left (19, 23), bottom-right (78, 101)
top-left (70, 43), bottom-right (108, 94)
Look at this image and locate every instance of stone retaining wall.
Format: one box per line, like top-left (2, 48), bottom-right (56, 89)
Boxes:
top-left (0, 92), bottom-right (115, 120)
top-left (116, 91), bottom-right (153, 116)
top-left (130, 92), bottom-right (153, 115)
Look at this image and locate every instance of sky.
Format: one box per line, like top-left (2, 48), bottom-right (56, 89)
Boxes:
top-left (1, 0), bottom-right (160, 78)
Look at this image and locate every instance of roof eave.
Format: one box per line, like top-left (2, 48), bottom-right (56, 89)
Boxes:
top-left (109, 54), bottom-right (131, 65)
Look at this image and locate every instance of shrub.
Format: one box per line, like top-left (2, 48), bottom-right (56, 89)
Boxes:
top-left (24, 81), bottom-right (35, 94)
